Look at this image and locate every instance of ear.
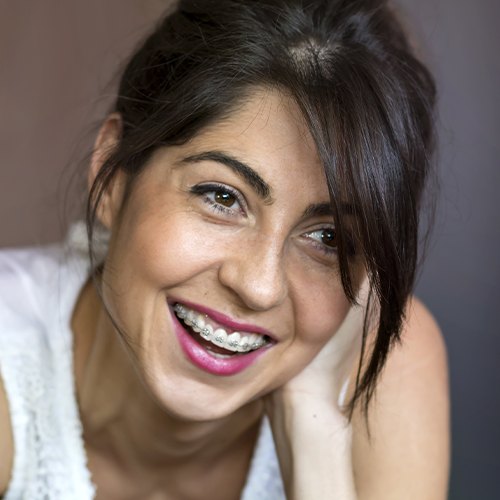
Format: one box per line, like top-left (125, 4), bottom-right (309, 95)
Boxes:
top-left (88, 113), bottom-right (126, 230)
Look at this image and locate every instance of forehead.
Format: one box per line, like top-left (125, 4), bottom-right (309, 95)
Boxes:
top-left (180, 88), bottom-right (330, 202)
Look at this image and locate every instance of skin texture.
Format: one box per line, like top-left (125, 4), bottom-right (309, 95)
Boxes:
top-left (0, 89), bottom-right (449, 499)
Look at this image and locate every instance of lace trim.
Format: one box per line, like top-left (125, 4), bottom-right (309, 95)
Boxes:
top-left (0, 243), bottom-right (95, 499)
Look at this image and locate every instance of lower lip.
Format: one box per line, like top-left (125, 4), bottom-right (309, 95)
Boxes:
top-left (170, 306), bottom-right (271, 376)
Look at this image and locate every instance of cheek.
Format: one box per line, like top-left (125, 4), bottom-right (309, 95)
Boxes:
top-left (109, 207), bottom-right (224, 291)
top-left (100, 208), bottom-right (227, 350)
top-left (300, 294), bottom-right (351, 343)
top-left (292, 272), bottom-right (352, 347)
top-left (264, 281), bottom-right (351, 390)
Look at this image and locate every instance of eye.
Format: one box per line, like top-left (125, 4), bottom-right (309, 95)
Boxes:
top-left (304, 227), bottom-right (339, 255)
top-left (319, 228), bottom-right (337, 248)
top-left (190, 183), bottom-right (246, 216)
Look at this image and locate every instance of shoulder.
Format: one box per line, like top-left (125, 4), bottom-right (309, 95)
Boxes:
top-left (0, 240), bottom-right (91, 497)
top-left (0, 244), bottom-right (66, 495)
top-left (375, 298), bottom-right (449, 436)
top-left (0, 244), bottom-right (81, 334)
top-left (405, 297), bottom-right (446, 350)
top-left (352, 297), bottom-right (450, 500)
top-left (0, 245), bottom-right (57, 315)
top-left (388, 298), bottom-right (448, 380)
top-left (0, 243), bottom-right (63, 279)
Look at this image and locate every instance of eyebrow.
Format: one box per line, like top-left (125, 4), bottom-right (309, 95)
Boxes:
top-left (302, 202), bottom-right (355, 220)
top-left (179, 150), bottom-right (272, 201)
top-left (302, 202), bottom-right (334, 219)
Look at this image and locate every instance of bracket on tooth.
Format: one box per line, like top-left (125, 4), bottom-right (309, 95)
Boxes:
top-left (174, 304), bottom-right (187, 319)
top-left (175, 304), bottom-right (266, 353)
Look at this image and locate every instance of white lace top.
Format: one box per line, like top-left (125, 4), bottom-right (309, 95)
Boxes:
top-left (0, 231), bottom-right (285, 499)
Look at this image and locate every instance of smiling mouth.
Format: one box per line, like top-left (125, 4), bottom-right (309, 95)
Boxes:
top-left (173, 303), bottom-right (272, 358)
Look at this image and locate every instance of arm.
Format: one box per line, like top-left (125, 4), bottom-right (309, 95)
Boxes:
top-left (266, 298), bottom-right (449, 500)
top-left (0, 373), bottom-right (14, 495)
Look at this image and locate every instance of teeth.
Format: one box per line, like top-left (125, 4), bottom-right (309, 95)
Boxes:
top-left (227, 332), bottom-right (241, 348)
top-left (192, 314), bottom-right (205, 333)
top-left (173, 303), bottom-right (268, 354)
top-left (212, 329), bottom-right (227, 348)
top-left (238, 337), bottom-right (250, 353)
top-left (185, 309), bottom-right (195, 326)
top-left (175, 305), bottom-right (187, 319)
top-left (200, 324), bottom-right (213, 341)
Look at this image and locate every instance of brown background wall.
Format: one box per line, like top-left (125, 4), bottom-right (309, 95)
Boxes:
top-left (0, 0), bottom-right (167, 247)
top-left (1, 1), bottom-right (499, 498)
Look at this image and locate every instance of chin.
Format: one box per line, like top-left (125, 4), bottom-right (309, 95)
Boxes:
top-left (142, 369), bottom-right (263, 423)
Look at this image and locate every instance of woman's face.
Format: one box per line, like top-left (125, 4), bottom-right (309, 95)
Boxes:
top-left (99, 89), bottom-right (361, 421)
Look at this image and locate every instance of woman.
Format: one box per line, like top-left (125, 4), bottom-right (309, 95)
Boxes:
top-left (0, 0), bottom-right (449, 498)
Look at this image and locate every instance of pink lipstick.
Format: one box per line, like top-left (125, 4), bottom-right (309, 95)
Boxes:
top-left (168, 301), bottom-right (273, 376)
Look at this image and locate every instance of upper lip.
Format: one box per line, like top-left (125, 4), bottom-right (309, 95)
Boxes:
top-left (169, 298), bottom-right (275, 341)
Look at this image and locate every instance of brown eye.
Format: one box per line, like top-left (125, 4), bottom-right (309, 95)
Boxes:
top-left (321, 228), bottom-right (338, 248)
top-left (214, 190), bottom-right (237, 207)
top-left (190, 183), bottom-right (245, 216)
top-left (303, 228), bottom-right (339, 257)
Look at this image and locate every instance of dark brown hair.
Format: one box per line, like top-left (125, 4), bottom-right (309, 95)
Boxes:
top-left (87, 0), bottom-right (436, 415)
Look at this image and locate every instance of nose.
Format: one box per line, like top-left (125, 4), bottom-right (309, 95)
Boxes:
top-left (217, 232), bottom-right (287, 312)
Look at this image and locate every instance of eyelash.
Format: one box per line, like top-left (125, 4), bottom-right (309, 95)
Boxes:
top-left (190, 183), bottom-right (246, 216)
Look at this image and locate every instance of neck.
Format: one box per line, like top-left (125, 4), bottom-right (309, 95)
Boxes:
top-left (71, 280), bottom-right (263, 472)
